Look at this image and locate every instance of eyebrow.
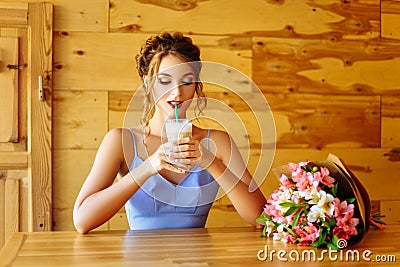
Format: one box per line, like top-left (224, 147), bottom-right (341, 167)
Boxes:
top-left (157, 72), bottom-right (195, 78)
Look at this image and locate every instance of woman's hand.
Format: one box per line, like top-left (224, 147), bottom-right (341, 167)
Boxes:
top-left (169, 137), bottom-right (216, 171)
top-left (145, 142), bottom-right (191, 175)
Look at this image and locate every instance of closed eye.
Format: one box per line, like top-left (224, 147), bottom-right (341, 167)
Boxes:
top-left (181, 73), bottom-right (195, 85)
top-left (181, 78), bottom-right (193, 86)
top-left (157, 73), bottom-right (195, 86)
top-left (159, 79), bottom-right (171, 85)
top-left (158, 76), bottom-right (172, 85)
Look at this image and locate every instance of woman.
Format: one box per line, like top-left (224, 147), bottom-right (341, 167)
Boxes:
top-left (73, 32), bottom-right (266, 233)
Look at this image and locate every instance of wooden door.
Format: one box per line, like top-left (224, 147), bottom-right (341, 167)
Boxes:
top-left (0, 2), bottom-right (52, 248)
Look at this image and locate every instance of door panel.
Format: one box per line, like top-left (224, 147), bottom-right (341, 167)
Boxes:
top-left (0, 2), bottom-right (53, 249)
top-left (0, 36), bottom-right (19, 142)
top-left (0, 28), bottom-right (27, 153)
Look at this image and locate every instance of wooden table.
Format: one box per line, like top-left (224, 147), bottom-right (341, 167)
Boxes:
top-left (1, 225), bottom-right (399, 266)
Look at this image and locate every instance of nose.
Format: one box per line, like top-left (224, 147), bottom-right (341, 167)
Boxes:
top-left (169, 82), bottom-right (183, 97)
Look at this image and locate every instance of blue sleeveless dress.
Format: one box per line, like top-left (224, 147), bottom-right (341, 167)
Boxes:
top-left (124, 129), bottom-right (219, 230)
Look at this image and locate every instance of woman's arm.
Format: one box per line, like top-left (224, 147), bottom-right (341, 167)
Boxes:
top-left (206, 131), bottom-right (267, 226)
top-left (73, 129), bottom-right (152, 234)
top-left (73, 128), bottom-right (188, 234)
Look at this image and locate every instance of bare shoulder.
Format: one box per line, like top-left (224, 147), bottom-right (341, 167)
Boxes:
top-left (207, 129), bottom-right (234, 159)
top-left (104, 127), bottom-right (141, 143)
top-left (102, 128), bottom-right (142, 155)
top-left (99, 128), bottom-right (126, 157)
top-left (106, 127), bottom-right (123, 138)
top-left (208, 129), bottom-right (231, 143)
top-left (102, 128), bottom-right (126, 148)
top-left (100, 128), bottom-right (137, 174)
top-left (100, 128), bottom-right (138, 158)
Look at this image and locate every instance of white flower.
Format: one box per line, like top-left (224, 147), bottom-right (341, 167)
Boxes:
top-left (317, 190), bottom-right (335, 216)
top-left (265, 221), bottom-right (275, 237)
top-left (273, 225), bottom-right (285, 241)
top-left (298, 186), bottom-right (319, 203)
top-left (307, 205), bottom-right (325, 222)
top-left (276, 199), bottom-right (292, 213)
top-left (306, 190), bottom-right (334, 222)
top-left (277, 187), bottom-right (293, 200)
top-left (275, 188), bottom-right (295, 214)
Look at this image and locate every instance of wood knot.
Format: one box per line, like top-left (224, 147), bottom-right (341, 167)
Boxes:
top-left (384, 148), bottom-right (400, 162)
top-left (264, 0), bottom-right (285, 5)
top-left (136, 0), bottom-right (197, 11)
top-left (119, 24), bottom-right (142, 33)
top-left (174, 0), bottom-right (197, 11)
top-left (74, 50), bottom-right (85, 55)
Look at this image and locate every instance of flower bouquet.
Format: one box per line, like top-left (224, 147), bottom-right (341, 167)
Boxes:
top-left (257, 154), bottom-right (372, 249)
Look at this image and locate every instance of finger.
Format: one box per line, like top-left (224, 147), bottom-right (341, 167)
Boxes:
top-left (158, 155), bottom-right (186, 172)
top-left (163, 153), bottom-right (193, 171)
top-left (170, 151), bottom-right (189, 159)
top-left (172, 144), bottom-right (199, 153)
top-left (173, 158), bottom-right (193, 165)
top-left (174, 137), bottom-right (192, 145)
top-left (162, 153), bottom-right (176, 165)
top-left (161, 143), bottom-right (173, 155)
top-left (167, 158), bottom-right (193, 173)
top-left (174, 164), bottom-right (192, 173)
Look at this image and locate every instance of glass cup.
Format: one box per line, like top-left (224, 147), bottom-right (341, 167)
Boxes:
top-left (165, 119), bottom-right (192, 142)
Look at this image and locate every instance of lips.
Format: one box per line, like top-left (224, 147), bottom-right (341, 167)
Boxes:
top-left (167, 100), bottom-right (183, 109)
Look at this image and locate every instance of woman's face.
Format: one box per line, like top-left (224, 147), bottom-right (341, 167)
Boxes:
top-left (150, 55), bottom-right (197, 119)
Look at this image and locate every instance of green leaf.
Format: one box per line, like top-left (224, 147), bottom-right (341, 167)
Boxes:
top-left (310, 229), bottom-right (327, 248)
top-left (331, 183), bottom-right (338, 197)
top-left (284, 207), bottom-right (298, 217)
top-left (302, 165), bottom-right (313, 173)
top-left (261, 225), bottom-right (267, 237)
top-left (331, 235), bottom-right (340, 247)
top-left (291, 208), bottom-right (303, 229)
top-left (372, 211), bottom-right (385, 218)
top-left (283, 225), bottom-right (298, 238)
top-left (327, 242), bottom-right (340, 250)
top-left (279, 203), bottom-right (307, 208)
top-left (346, 198), bottom-right (356, 203)
top-left (329, 217), bottom-right (336, 227)
top-left (372, 218), bottom-right (387, 225)
top-left (322, 221), bottom-right (330, 228)
top-left (256, 213), bottom-right (271, 223)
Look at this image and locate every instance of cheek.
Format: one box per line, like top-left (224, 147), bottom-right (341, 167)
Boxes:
top-left (152, 87), bottom-right (168, 103)
top-left (182, 90), bottom-right (195, 108)
top-left (186, 85), bottom-right (196, 98)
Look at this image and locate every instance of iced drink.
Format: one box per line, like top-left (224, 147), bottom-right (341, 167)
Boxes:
top-left (165, 119), bottom-right (192, 142)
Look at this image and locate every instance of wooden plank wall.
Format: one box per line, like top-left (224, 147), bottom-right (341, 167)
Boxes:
top-left (7, 0), bottom-right (400, 230)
